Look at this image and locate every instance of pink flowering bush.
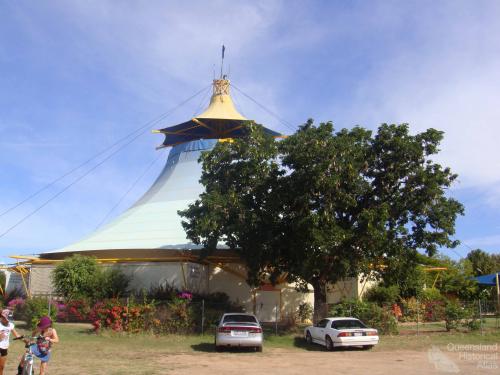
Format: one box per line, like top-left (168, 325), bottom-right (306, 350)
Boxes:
top-left (7, 297), bottom-right (25, 309)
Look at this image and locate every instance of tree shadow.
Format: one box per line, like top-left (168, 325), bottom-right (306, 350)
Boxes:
top-left (191, 343), bottom-right (215, 352)
top-left (293, 337), bottom-right (324, 351)
top-left (191, 343), bottom-right (261, 353)
top-left (293, 337), bottom-right (368, 352)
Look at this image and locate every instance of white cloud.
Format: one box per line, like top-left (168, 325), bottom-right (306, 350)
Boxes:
top-left (330, 1), bottom-right (500, 203)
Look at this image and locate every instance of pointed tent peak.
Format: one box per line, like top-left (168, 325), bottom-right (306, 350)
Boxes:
top-left (155, 77), bottom-right (282, 148)
top-left (196, 78), bottom-right (247, 120)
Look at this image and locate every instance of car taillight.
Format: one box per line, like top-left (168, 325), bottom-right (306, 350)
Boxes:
top-left (366, 331), bottom-right (378, 336)
top-left (249, 327), bottom-right (262, 333)
top-left (218, 327), bottom-right (231, 333)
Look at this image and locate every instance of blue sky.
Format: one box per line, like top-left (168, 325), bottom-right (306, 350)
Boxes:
top-left (1, 0), bottom-right (500, 263)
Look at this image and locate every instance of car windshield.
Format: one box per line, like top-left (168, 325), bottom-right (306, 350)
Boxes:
top-left (223, 314), bottom-right (257, 324)
top-left (331, 319), bottom-right (367, 329)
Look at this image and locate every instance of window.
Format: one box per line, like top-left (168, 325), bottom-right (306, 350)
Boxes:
top-left (316, 319), bottom-right (330, 328)
top-left (223, 314), bottom-right (258, 324)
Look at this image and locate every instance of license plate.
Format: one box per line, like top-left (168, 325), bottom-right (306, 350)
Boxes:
top-left (354, 332), bottom-right (363, 337)
top-left (232, 331), bottom-right (248, 337)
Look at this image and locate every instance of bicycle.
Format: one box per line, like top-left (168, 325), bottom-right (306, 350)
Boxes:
top-left (14, 335), bottom-right (36, 375)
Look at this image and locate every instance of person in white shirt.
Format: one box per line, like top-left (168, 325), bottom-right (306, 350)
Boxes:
top-left (0, 309), bottom-right (22, 375)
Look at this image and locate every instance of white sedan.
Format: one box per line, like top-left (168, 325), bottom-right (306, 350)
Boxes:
top-left (304, 317), bottom-right (379, 350)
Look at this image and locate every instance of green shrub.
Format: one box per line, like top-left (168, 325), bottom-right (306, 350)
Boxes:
top-left (97, 268), bottom-right (131, 299)
top-left (437, 300), bottom-right (480, 331)
top-left (364, 285), bottom-right (400, 305)
top-left (24, 297), bottom-right (57, 329)
top-left (53, 255), bottom-right (129, 301)
top-left (466, 317), bottom-right (481, 331)
top-left (420, 288), bottom-right (444, 302)
top-left (53, 255), bottom-right (100, 300)
top-left (329, 299), bottom-right (398, 335)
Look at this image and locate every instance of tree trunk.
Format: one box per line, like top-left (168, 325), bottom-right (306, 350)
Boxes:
top-left (312, 280), bottom-right (328, 324)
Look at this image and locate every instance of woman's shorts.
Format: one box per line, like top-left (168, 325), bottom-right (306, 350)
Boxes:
top-left (29, 344), bottom-right (51, 363)
top-left (0, 348), bottom-right (7, 357)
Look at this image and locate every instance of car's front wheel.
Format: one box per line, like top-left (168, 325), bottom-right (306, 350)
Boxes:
top-left (256, 346), bottom-right (263, 352)
top-left (325, 336), bottom-right (334, 351)
top-left (362, 345), bottom-right (374, 350)
top-left (305, 331), bottom-right (313, 345)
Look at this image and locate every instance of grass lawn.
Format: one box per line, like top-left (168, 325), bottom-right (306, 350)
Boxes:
top-left (5, 322), bottom-right (499, 374)
top-left (399, 317), bottom-right (499, 333)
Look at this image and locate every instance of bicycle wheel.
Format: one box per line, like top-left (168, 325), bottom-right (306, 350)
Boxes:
top-left (22, 362), bottom-right (33, 375)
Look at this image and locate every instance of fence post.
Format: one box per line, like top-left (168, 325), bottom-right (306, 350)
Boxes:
top-left (126, 297), bottom-right (129, 328)
top-left (275, 304), bottom-right (278, 335)
top-left (478, 299), bottom-right (483, 335)
top-left (416, 298), bottom-right (419, 336)
top-left (48, 294), bottom-right (51, 317)
top-left (201, 299), bottom-right (205, 336)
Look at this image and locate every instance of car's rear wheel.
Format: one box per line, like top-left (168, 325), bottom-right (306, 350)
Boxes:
top-left (362, 345), bottom-right (373, 350)
top-left (305, 331), bottom-right (313, 345)
top-left (256, 346), bottom-right (263, 352)
top-left (325, 336), bottom-right (334, 351)
top-left (214, 338), bottom-right (223, 352)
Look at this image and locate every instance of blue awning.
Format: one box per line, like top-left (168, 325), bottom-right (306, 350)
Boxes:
top-left (473, 272), bottom-right (500, 286)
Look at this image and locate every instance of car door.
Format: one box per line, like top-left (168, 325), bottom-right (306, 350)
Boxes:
top-left (312, 319), bottom-right (329, 342)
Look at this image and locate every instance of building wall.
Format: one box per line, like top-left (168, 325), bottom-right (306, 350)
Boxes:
top-left (29, 265), bottom-right (54, 295)
top-left (326, 275), bottom-right (379, 304)
top-left (5, 271), bottom-right (29, 295)
top-left (28, 262), bottom-right (314, 322)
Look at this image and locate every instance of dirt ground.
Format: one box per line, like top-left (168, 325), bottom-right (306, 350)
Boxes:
top-left (153, 348), bottom-right (497, 375)
top-left (5, 346), bottom-right (498, 374)
top-left (4, 322), bottom-right (498, 375)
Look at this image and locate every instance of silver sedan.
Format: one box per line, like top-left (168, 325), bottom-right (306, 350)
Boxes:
top-left (215, 313), bottom-right (263, 352)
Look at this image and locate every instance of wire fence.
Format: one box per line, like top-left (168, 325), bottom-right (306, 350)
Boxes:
top-left (21, 295), bottom-right (286, 335)
top-left (13, 294), bottom-right (500, 336)
top-left (316, 299), bottom-right (500, 335)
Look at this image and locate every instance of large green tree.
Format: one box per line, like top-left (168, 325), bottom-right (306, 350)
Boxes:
top-left (180, 121), bottom-right (463, 319)
top-left (466, 248), bottom-right (498, 276)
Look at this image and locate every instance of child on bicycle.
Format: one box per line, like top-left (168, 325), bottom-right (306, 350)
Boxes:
top-left (0, 309), bottom-right (22, 375)
top-left (17, 316), bottom-right (59, 375)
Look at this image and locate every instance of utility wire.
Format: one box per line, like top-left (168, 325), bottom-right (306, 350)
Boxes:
top-left (192, 85), bottom-right (212, 117)
top-left (94, 150), bottom-right (164, 230)
top-left (0, 84), bottom-right (211, 219)
top-left (0, 129), bottom-right (148, 239)
top-left (0, 85), bottom-right (211, 238)
top-left (230, 88), bottom-right (247, 118)
top-left (230, 83), bottom-right (296, 132)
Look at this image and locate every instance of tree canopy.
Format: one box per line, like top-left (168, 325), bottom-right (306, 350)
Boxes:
top-left (179, 121), bottom-right (464, 318)
top-left (466, 248), bottom-right (500, 276)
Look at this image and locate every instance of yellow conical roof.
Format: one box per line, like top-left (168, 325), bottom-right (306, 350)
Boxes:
top-left (196, 79), bottom-right (247, 120)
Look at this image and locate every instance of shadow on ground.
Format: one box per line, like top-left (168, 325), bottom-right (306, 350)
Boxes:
top-left (293, 337), bottom-right (369, 352)
top-left (191, 342), bottom-right (262, 353)
top-left (191, 343), bottom-right (215, 352)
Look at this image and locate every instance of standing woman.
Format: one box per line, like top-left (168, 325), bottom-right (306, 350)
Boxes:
top-left (0, 309), bottom-right (22, 375)
top-left (18, 316), bottom-right (59, 375)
